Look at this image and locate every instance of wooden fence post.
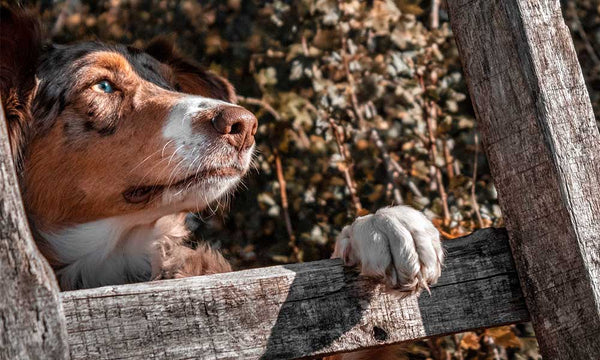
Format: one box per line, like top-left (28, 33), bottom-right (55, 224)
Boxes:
top-left (0, 104), bottom-right (69, 358)
top-left (447, 1), bottom-right (600, 359)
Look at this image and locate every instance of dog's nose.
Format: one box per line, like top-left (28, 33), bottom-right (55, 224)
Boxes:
top-left (211, 106), bottom-right (257, 150)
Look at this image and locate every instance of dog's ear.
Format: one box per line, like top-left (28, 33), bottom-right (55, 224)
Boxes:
top-left (144, 36), bottom-right (178, 63)
top-left (0, 5), bottom-right (42, 171)
top-left (145, 37), bottom-right (237, 103)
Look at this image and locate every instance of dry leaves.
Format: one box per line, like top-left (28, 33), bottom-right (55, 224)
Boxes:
top-left (485, 326), bottom-right (522, 349)
top-left (460, 332), bottom-right (481, 351)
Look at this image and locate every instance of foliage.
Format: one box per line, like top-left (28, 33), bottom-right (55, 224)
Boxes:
top-left (36, 0), bottom-right (501, 260)
top-left (29, 0), bottom-right (600, 358)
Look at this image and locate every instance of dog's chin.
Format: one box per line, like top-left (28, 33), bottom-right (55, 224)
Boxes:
top-left (162, 174), bottom-right (242, 212)
top-left (122, 165), bottom-right (245, 205)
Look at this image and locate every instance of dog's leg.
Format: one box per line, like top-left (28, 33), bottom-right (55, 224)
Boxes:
top-left (153, 243), bottom-right (232, 279)
top-left (333, 205), bottom-right (443, 293)
top-left (150, 213), bottom-right (232, 280)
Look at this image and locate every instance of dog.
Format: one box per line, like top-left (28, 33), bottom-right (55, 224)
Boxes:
top-left (1, 6), bottom-right (443, 356)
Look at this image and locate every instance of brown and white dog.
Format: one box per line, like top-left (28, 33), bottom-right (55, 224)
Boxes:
top-left (1, 4), bottom-right (442, 313)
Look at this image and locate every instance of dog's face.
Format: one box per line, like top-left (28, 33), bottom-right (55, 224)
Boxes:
top-left (23, 41), bottom-right (256, 230)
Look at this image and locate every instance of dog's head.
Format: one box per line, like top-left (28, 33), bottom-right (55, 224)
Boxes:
top-left (2, 9), bottom-right (256, 232)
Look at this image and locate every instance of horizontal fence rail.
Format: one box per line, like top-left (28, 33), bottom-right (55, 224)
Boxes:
top-left (61, 227), bottom-right (529, 360)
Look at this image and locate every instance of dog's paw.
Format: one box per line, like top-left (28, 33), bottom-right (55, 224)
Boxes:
top-left (333, 206), bottom-right (443, 293)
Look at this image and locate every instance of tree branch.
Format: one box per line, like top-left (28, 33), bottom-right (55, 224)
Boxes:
top-left (274, 151), bottom-right (300, 262)
top-left (430, 0), bottom-right (441, 30)
top-left (369, 129), bottom-right (403, 205)
top-left (329, 118), bottom-right (364, 215)
top-left (471, 133), bottom-right (484, 228)
top-left (418, 74), bottom-right (450, 226)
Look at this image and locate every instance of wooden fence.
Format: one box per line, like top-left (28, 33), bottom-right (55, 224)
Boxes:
top-left (1, 1), bottom-right (599, 359)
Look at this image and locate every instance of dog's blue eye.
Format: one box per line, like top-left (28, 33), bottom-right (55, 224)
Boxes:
top-left (92, 80), bottom-right (114, 94)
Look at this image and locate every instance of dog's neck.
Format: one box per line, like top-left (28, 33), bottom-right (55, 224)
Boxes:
top-left (38, 212), bottom-right (190, 290)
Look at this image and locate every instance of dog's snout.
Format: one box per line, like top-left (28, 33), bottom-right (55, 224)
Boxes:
top-left (211, 107), bottom-right (257, 150)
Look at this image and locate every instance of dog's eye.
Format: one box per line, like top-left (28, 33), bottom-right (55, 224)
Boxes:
top-left (92, 80), bottom-right (115, 94)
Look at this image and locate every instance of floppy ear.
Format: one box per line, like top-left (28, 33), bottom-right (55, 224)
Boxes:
top-left (145, 37), bottom-right (237, 103)
top-left (0, 5), bottom-right (42, 171)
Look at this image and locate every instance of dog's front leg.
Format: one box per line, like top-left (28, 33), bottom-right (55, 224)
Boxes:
top-left (333, 205), bottom-right (444, 293)
top-left (150, 214), bottom-right (232, 280)
top-left (153, 243), bottom-right (232, 279)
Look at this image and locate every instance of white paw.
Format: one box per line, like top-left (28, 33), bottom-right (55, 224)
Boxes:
top-left (333, 206), bottom-right (443, 293)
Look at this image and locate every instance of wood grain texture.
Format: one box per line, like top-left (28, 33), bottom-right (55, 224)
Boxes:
top-left (62, 228), bottom-right (528, 360)
top-left (0, 105), bottom-right (69, 359)
top-left (447, 1), bottom-right (600, 359)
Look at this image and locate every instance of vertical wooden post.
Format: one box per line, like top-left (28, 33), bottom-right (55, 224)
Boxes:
top-left (0, 104), bottom-right (69, 358)
top-left (447, 1), bottom-right (600, 359)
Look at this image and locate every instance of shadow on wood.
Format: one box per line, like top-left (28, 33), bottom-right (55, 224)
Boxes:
top-left (259, 264), bottom-right (371, 359)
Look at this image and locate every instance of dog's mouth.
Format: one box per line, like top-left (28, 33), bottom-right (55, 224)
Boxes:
top-left (122, 167), bottom-right (242, 204)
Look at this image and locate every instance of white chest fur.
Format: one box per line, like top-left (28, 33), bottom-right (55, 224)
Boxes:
top-left (41, 213), bottom-right (189, 290)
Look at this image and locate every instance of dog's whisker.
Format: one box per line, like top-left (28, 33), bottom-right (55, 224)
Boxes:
top-left (127, 148), bottom-right (165, 175)
top-left (166, 158), bottom-right (188, 191)
top-left (167, 144), bottom-right (186, 166)
top-left (161, 139), bottom-right (175, 158)
top-left (132, 155), bottom-right (173, 188)
top-left (185, 152), bottom-right (202, 178)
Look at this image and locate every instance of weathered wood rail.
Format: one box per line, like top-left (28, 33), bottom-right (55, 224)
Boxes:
top-left (61, 228), bottom-right (527, 360)
top-left (2, 0), bottom-right (599, 359)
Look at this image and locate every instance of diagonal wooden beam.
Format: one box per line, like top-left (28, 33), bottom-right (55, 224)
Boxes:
top-left (447, 1), bottom-right (600, 359)
top-left (62, 228), bottom-right (528, 360)
top-left (0, 104), bottom-right (69, 358)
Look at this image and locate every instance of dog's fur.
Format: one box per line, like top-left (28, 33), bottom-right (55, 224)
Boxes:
top-left (1, 6), bottom-right (443, 359)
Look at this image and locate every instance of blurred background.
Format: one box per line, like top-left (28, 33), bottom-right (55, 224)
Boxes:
top-left (25, 0), bottom-right (600, 358)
